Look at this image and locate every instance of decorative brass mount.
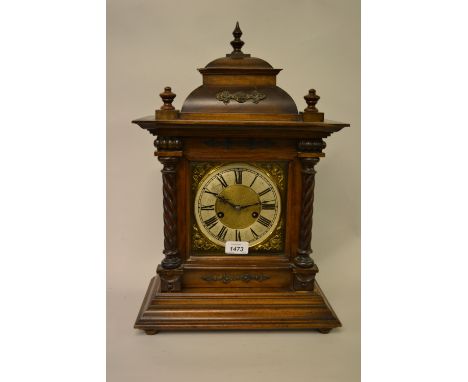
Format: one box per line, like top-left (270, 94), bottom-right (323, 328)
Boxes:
top-left (201, 273), bottom-right (270, 284)
top-left (216, 90), bottom-right (267, 105)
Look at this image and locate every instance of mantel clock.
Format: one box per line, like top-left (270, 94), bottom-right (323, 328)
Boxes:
top-left (132, 23), bottom-right (349, 334)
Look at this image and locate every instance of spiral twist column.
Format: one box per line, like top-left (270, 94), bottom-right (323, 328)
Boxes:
top-left (294, 156), bottom-right (320, 268)
top-left (158, 156), bottom-right (182, 269)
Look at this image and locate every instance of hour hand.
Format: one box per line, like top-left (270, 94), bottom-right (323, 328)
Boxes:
top-left (217, 195), bottom-right (239, 209)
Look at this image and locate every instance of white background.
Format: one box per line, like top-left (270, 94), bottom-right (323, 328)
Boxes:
top-left (1, 0), bottom-right (468, 381)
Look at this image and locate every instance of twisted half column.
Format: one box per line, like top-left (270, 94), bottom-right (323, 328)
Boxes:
top-left (158, 155), bottom-right (182, 269)
top-left (294, 156), bottom-right (320, 268)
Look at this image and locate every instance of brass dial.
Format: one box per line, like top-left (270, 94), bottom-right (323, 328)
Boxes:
top-left (195, 163), bottom-right (281, 247)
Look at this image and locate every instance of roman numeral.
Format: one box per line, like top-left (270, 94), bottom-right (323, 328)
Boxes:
top-left (216, 226), bottom-right (228, 240)
top-left (217, 174), bottom-right (228, 188)
top-left (261, 201), bottom-right (276, 210)
top-left (235, 230), bottom-right (241, 241)
top-left (250, 228), bottom-right (259, 239)
top-left (204, 215), bottom-right (218, 229)
top-left (258, 187), bottom-right (272, 197)
top-left (200, 205), bottom-right (215, 210)
top-left (249, 174), bottom-right (258, 187)
top-left (257, 215), bottom-right (272, 227)
top-left (204, 189), bottom-right (218, 197)
top-left (234, 169), bottom-right (243, 184)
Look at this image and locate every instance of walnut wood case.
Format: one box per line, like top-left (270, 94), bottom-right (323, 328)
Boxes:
top-left (131, 23), bottom-right (349, 334)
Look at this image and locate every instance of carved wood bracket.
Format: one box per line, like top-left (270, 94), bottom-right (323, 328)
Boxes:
top-left (155, 137), bottom-right (183, 151)
top-left (157, 265), bottom-right (183, 292)
top-left (292, 265), bottom-right (318, 291)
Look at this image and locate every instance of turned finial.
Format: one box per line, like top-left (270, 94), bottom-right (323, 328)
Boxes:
top-left (231, 22), bottom-right (244, 53)
top-left (304, 89), bottom-right (320, 113)
top-left (159, 87), bottom-right (176, 110)
top-left (302, 89), bottom-right (324, 122)
top-left (227, 21), bottom-right (249, 58)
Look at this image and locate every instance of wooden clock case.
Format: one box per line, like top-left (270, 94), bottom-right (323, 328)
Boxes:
top-left (132, 24), bottom-right (349, 334)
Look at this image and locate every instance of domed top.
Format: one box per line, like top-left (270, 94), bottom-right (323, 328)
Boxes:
top-left (204, 56), bottom-right (273, 70)
top-left (180, 22), bottom-right (299, 120)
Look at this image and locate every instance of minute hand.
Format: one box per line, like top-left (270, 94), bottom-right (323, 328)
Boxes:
top-left (240, 200), bottom-right (275, 210)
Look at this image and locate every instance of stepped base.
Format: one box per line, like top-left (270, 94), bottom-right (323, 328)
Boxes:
top-left (134, 276), bottom-right (341, 333)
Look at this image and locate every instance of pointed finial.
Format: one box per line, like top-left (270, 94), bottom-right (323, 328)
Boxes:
top-left (233, 22), bottom-right (242, 38)
top-left (228, 21), bottom-right (249, 58)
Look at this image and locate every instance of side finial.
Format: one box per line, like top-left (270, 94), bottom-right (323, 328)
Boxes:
top-left (302, 89), bottom-right (324, 122)
top-left (304, 89), bottom-right (320, 113)
top-left (227, 22), bottom-right (249, 58)
top-left (155, 86), bottom-right (179, 120)
top-left (159, 87), bottom-right (176, 110)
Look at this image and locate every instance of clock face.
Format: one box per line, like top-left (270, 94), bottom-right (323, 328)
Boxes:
top-left (194, 163), bottom-right (281, 247)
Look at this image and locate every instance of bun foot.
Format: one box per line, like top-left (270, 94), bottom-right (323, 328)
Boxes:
top-left (144, 329), bottom-right (160, 335)
top-left (317, 328), bottom-right (331, 334)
